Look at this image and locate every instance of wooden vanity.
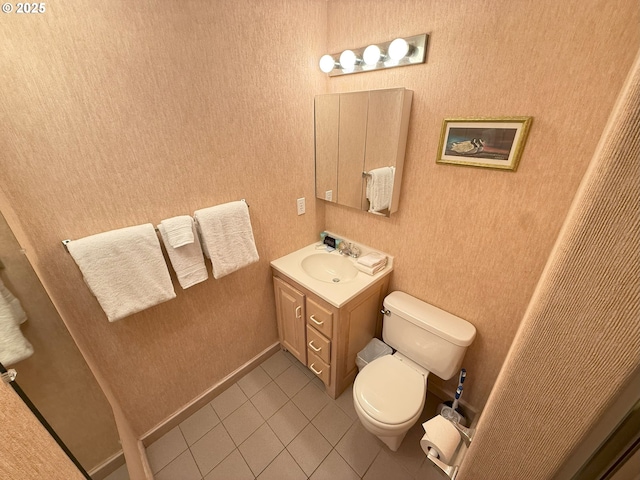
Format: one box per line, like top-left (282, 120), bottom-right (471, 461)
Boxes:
top-left (271, 241), bottom-right (392, 399)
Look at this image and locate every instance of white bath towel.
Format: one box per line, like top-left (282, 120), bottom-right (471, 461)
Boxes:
top-left (355, 260), bottom-right (387, 276)
top-left (0, 286), bottom-right (33, 366)
top-left (0, 278), bottom-right (27, 325)
top-left (357, 252), bottom-right (388, 269)
top-left (160, 215), bottom-right (195, 248)
top-left (194, 201), bottom-right (259, 279)
top-left (158, 221), bottom-right (208, 289)
top-left (366, 166), bottom-right (395, 213)
top-left (67, 224), bottom-right (176, 322)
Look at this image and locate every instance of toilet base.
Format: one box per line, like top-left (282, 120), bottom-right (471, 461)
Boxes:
top-left (377, 431), bottom-right (408, 452)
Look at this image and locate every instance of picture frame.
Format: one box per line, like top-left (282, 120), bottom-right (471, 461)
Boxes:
top-left (436, 117), bottom-right (532, 171)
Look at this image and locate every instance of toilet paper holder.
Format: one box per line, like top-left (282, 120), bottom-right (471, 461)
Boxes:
top-left (425, 419), bottom-right (476, 479)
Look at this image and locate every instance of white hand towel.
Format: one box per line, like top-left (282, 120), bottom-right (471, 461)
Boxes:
top-left (355, 260), bottom-right (387, 276)
top-left (67, 224), bottom-right (176, 322)
top-left (357, 252), bottom-right (387, 268)
top-left (158, 221), bottom-right (208, 289)
top-left (0, 278), bottom-right (27, 325)
top-left (160, 215), bottom-right (195, 248)
top-left (194, 201), bottom-right (259, 279)
top-left (0, 287), bottom-right (33, 366)
top-left (366, 166), bottom-right (395, 213)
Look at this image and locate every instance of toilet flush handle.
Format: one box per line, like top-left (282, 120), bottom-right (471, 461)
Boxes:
top-left (381, 309), bottom-right (390, 315)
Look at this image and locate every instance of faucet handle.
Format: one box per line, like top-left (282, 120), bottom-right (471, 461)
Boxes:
top-left (349, 244), bottom-right (361, 258)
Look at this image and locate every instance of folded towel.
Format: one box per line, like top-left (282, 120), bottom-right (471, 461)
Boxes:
top-left (366, 166), bottom-right (395, 213)
top-left (0, 286), bottom-right (33, 366)
top-left (355, 260), bottom-right (387, 276)
top-left (194, 201), bottom-right (259, 279)
top-left (158, 221), bottom-right (208, 289)
top-left (0, 278), bottom-right (27, 325)
top-left (67, 224), bottom-right (176, 322)
top-left (357, 252), bottom-right (388, 268)
top-left (160, 215), bottom-right (195, 248)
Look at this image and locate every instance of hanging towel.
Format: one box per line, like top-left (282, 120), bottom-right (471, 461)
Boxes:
top-left (0, 278), bottom-right (27, 325)
top-left (194, 201), bottom-right (259, 279)
top-left (0, 285), bottom-right (33, 366)
top-left (158, 220), bottom-right (208, 289)
top-left (67, 224), bottom-right (176, 322)
top-left (159, 215), bottom-right (195, 248)
top-left (366, 166), bottom-right (395, 213)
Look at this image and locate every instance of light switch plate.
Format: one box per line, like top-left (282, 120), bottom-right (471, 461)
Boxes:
top-left (296, 197), bottom-right (305, 215)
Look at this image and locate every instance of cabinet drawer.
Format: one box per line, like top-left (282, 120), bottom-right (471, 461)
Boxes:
top-left (306, 325), bottom-right (331, 364)
top-left (307, 297), bottom-right (333, 338)
top-left (307, 350), bottom-right (331, 387)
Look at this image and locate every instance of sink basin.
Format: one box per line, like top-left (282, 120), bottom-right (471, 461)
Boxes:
top-left (301, 254), bottom-right (359, 283)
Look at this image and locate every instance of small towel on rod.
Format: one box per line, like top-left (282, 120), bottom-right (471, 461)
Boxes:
top-left (158, 219), bottom-right (208, 289)
top-left (194, 201), bottom-right (259, 279)
top-left (160, 215), bottom-right (195, 248)
top-left (67, 224), bottom-right (176, 322)
top-left (366, 166), bottom-right (395, 213)
top-left (0, 283), bottom-right (33, 366)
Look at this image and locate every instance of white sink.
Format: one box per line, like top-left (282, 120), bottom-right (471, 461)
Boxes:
top-left (300, 253), bottom-right (359, 284)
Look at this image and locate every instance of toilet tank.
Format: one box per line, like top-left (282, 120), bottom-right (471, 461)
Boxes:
top-left (382, 291), bottom-right (476, 380)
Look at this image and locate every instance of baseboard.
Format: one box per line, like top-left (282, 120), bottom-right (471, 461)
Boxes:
top-left (88, 450), bottom-right (126, 480)
top-left (140, 342), bottom-right (281, 447)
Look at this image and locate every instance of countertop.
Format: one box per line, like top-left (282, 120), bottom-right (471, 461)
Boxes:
top-left (270, 239), bottom-right (393, 308)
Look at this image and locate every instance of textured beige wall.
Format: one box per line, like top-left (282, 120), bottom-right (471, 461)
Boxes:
top-left (458, 49), bottom-right (640, 480)
top-left (324, 0), bottom-right (639, 409)
top-left (0, 383), bottom-right (85, 480)
top-left (0, 213), bottom-right (120, 470)
top-left (0, 0), bottom-right (326, 436)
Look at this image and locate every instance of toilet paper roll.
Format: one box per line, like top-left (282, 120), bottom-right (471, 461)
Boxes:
top-left (420, 415), bottom-right (461, 464)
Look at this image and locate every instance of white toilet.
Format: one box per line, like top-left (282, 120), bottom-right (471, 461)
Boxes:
top-left (353, 291), bottom-right (476, 451)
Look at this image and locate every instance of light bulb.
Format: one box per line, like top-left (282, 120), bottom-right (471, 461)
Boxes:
top-left (319, 54), bottom-right (336, 73)
top-left (388, 38), bottom-right (410, 60)
top-left (363, 45), bottom-right (382, 65)
top-left (339, 49), bottom-right (358, 69)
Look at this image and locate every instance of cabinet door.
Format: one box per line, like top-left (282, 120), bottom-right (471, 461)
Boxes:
top-left (273, 277), bottom-right (306, 364)
top-left (337, 91), bottom-right (368, 210)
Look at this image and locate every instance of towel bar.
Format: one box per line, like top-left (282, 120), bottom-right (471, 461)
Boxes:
top-left (61, 199), bottom-right (250, 252)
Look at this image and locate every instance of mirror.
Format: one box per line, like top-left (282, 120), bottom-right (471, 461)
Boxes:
top-left (0, 211), bottom-right (121, 474)
top-left (314, 87), bottom-right (413, 216)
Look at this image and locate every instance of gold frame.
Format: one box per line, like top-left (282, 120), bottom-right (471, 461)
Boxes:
top-left (436, 117), bottom-right (532, 171)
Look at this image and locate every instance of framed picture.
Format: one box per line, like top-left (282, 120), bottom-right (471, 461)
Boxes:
top-left (436, 117), bottom-right (532, 171)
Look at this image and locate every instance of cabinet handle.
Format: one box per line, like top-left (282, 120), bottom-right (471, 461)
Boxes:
top-left (295, 306), bottom-right (302, 318)
top-left (309, 314), bottom-right (324, 326)
top-left (308, 340), bottom-right (321, 352)
top-left (309, 363), bottom-right (323, 375)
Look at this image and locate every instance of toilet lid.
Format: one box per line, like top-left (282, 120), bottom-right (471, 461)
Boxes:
top-left (354, 355), bottom-right (425, 425)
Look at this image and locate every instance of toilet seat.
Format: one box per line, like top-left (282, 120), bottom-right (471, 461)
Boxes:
top-left (354, 355), bottom-right (426, 426)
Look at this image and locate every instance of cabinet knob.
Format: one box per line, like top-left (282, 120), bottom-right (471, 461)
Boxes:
top-left (310, 314), bottom-right (324, 325)
top-left (308, 340), bottom-right (322, 352)
top-left (309, 364), bottom-right (323, 375)
top-left (296, 306), bottom-right (302, 318)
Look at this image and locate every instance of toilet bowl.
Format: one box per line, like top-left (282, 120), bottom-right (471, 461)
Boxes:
top-left (352, 291), bottom-right (476, 451)
top-left (353, 353), bottom-right (429, 451)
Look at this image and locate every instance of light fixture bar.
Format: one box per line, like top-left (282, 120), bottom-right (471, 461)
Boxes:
top-left (320, 33), bottom-right (428, 77)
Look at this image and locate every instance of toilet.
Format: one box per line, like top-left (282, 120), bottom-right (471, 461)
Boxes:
top-left (353, 291), bottom-right (476, 451)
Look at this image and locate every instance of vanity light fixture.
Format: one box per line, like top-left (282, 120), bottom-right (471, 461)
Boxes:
top-left (319, 33), bottom-right (428, 76)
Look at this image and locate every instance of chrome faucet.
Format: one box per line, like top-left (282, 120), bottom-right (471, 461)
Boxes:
top-left (338, 242), bottom-right (361, 258)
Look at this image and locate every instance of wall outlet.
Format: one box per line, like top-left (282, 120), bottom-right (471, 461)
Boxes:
top-left (325, 190), bottom-right (333, 201)
top-left (296, 197), bottom-right (305, 215)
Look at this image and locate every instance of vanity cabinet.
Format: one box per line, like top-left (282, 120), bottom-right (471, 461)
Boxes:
top-left (272, 270), bottom-right (390, 399)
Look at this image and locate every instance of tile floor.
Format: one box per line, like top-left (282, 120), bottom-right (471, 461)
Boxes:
top-left (105, 350), bottom-right (448, 480)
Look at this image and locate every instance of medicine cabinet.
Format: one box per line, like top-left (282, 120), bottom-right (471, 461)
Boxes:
top-left (314, 87), bottom-right (413, 216)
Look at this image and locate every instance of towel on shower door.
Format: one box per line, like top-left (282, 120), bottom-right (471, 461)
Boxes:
top-left (194, 201), bottom-right (259, 279)
top-left (0, 278), bottom-right (27, 325)
top-left (366, 166), bottom-right (395, 213)
top-left (0, 282), bottom-right (33, 366)
top-left (158, 218), bottom-right (208, 289)
top-left (67, 224), bottom-right (176, 322)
